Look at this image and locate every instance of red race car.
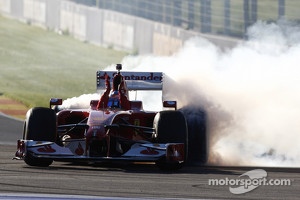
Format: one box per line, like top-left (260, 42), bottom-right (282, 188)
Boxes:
top-left (15, 64), bottom-right (188, 170)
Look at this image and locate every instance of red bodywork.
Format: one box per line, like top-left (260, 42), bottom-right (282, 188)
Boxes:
top-left (14, 67), bottom-right (186, 170)
top-left (56, 103), bottom-right (157, 158)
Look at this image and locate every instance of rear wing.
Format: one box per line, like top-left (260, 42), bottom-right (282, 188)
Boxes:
top-left (96, 71), bottom-right (163, 91)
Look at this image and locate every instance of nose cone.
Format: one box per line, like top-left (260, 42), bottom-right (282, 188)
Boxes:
top-left (86, 125), bottom-right (106, 141)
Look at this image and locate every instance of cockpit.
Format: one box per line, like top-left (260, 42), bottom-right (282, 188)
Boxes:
top-left (107, 90), bottom-right (121, 108)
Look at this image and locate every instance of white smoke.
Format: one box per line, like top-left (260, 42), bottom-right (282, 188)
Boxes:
top-left (120, 19), bottom-right (300, 167)
top-left (60, 93), bottom-right (100, 109)
top-left (62, 19), bottom-right (300, 167)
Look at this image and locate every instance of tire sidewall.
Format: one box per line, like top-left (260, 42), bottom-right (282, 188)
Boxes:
top-left (153, 110), bottom-right (188, 170)
top-left (23, 107), bottom-right (57, 167)
top-left (24, 107), bottom-right (57, 141)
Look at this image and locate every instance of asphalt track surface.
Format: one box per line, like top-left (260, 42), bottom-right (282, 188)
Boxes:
top-left (0, 113), bottom-right (299, 199)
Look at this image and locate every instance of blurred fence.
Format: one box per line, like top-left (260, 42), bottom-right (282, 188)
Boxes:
top-left (70, 0), bottom-right (300, 38)
top-left (1, 0), bottom-right (300, 55)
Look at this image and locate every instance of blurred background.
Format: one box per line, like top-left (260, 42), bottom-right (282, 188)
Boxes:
top-left (72, 0), bottom-right (299, 38)
top-left (1, 0), bottom-right (300, 55)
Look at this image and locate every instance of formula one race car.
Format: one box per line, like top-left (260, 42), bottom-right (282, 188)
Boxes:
top-left (14, 64), bottom-right (188, 170)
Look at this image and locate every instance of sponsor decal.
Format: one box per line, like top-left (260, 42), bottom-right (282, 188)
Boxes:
top-left (75, 143), bottom-right (84, 155)
top-left (98, 72), bottom-right (162, 82)
top-left (37, 145), bottom-right (56, 153)
top-left (140, 147), bottom-right (159, 155)
top-left (97, 71), bottom-right (163, 90)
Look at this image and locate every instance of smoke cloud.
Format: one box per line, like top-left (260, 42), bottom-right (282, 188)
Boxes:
top-left (121, 19), bottom-right (300, 167)
top-left (62, 19), bottom-right (300, 167)
top-left (60, 93), bottom-right (100, 109)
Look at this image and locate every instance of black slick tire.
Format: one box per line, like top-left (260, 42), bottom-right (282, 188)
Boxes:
top-left (153, 110), bottom-right (188, 170)
top-left (23, 107), bottom-right (56, 167)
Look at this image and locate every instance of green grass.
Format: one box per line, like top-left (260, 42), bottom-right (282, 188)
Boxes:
top-left (0, 15), bottom-right (127, 108)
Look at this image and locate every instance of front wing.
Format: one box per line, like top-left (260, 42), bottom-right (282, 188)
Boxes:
top-left (15, 140), bottom-right (185, 163)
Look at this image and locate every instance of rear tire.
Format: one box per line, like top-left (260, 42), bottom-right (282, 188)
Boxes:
top-left (23, 107), bottom-right (56, 167)
top-left (180, 106), bottom-right (207, 165)
top-left (153, 111), bottom-right (188, 170)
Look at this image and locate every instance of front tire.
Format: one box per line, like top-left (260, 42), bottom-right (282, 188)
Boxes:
top-left (153, 111), bottom-right (188, 170)
top-left (23, 107), bottom-right (57, 167)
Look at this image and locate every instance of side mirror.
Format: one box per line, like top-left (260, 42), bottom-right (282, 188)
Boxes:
top-left (49, 98), bottom-right (62, 108)
top-left (163, 101), bottom-right (177, 110)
